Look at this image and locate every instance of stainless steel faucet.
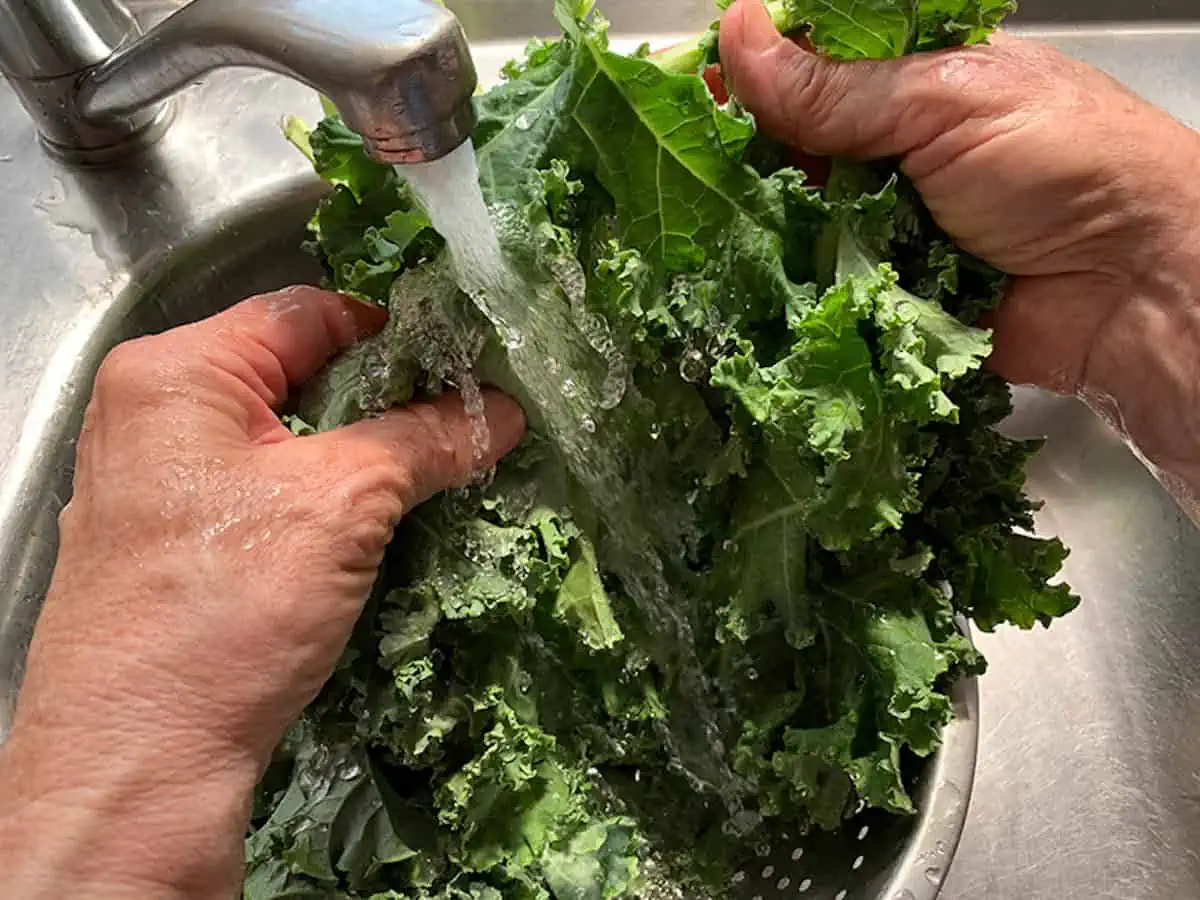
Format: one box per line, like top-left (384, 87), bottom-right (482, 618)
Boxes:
top-left (0, 0), bottom-right (479, 165)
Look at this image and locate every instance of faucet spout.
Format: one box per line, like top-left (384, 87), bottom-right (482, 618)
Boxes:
top-left (0, 0), bottom-right (479, 164)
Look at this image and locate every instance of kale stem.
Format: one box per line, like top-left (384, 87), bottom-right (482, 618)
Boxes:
top-left (653, 1), bottom-right (794, 74)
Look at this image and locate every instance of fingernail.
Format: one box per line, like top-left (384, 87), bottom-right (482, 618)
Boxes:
top-left (341, 295), bottom-right (389, 337)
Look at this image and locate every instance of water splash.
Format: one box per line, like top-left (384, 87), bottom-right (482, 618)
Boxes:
top-left (456, 368), bottom-right (493, 471)
top-left (546, 252), bottom-right (629, 410)
top-left (378, 260), bottom-right (490, 473)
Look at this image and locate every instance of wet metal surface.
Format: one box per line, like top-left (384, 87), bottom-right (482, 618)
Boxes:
top-left (2, 2), bottom-right (1200, 898)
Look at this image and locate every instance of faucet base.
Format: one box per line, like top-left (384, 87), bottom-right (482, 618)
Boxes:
top-left (37, 100), bottom-right (176, 167)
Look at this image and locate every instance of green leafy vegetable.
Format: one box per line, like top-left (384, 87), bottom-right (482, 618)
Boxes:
top-left (253, 1), bottom-right (1074, 898)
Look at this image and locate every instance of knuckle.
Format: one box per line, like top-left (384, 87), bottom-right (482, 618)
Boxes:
top-left (916, 46), bottom-right (1034, 120)
top-left (95, 339), bottom-right (153, 393)
top-left (359, 457), bottom-right (411, 507)
top-left (782, 54), bottom-right (843, 132)
top-left (325, 448), bottom-right (412, 520)
top-left (305, 464), bottom-right (404, 564)
top-left (410, 404), bottom-right (466, 474)
top-left (340, 512), bottom-right (397, 562)
top-left (94, 336), bottom-right (196, 411)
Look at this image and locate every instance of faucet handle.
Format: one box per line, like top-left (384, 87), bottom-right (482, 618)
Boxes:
top-left (0, 0), bottom-right (172, 159)
top-left (78, 0), bottom-right (479, 163)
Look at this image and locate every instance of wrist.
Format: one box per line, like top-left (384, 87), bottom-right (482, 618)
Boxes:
top-left (0, 720), bottom-right (259, 899)
top-left (1084, 217), bottom-right (1200, 481)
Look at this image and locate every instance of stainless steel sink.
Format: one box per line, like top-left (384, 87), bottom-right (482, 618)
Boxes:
top-left (2, 2), bottom-right (1199, 898)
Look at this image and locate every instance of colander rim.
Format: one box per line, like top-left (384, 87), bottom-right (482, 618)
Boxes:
top-left (874, 649), bottom-right (980, 900)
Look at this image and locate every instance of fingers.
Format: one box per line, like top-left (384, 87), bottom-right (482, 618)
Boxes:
top-left (316, 389), bottom-right (527, 511)
top-left (719, 0), bottom-right (1022, 163)
top-left (161, 287), bottom-right (387, 408)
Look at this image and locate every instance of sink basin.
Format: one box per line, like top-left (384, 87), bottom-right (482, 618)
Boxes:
top-left (2, 3), bottom-right (1200, 899)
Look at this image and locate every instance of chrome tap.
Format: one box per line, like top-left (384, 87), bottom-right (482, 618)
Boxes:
top-left (0, 0), bottom-right (478, 165)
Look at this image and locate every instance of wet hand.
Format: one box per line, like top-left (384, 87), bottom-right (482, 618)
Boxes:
top-left (0, 287), bottom-right (524, 898)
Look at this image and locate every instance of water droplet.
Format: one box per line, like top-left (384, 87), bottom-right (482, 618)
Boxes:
top-left (649, 422), bottom-right (662, 440)
top-left (514, 111), bottom-right (538, 131)
top-left (581, 415), bottom-right (597, 434)
top-left (505, 329), bottom-right (525, 350)
top-left (562, 377), bottom-right (578, 398)
top-left (746, 667), bottom-right (759, 681)
top-left (730, 871), bottom-right (746, 885)
top-left (925, 866), bottom-right (943, 886)
top-left (679, 348), bottom-right (707, 383)
top-left (293, 815), bottom-right (317, 836)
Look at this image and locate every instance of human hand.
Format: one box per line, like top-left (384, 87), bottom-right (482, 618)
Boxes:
top-left (0, 288), bottom-right (524, 898)
top-left (721, 0), bottom-right (1200, 478)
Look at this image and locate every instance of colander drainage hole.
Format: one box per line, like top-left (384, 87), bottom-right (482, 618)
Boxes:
top-left (761, 866), bottom-right (775, 880)
top-left (776, 877), bottom-right (790, 891)
top-left (790, 847), bottom-right (804, 861)
top-left (834, 890), bottom-right (847, 900)
top-left (852, 855), bottom-right (864, 871)
top-left (797, 878), bottom-right (812, 894)
top-left (856, 826), bottom-right (869, 841)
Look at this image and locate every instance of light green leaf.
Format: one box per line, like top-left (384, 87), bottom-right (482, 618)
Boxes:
top-left (554, 540), bottom-right (624, 650)
top-left (782, 0), bottom-right (919, 60)
top-left (567, 21), bottom-right (774, 273)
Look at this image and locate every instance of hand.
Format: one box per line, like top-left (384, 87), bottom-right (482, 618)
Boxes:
top-left (721, 0), bottom-right (1200, 478)
top-left (0, 288), bottom-right (525, 899)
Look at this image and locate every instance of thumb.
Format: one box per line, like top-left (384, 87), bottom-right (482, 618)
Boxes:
top-left (719, 0), bottom-right (1001, 162)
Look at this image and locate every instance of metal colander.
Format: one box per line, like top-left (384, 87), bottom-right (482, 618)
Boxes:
top-left (641, 673), bottom-right (979, 900)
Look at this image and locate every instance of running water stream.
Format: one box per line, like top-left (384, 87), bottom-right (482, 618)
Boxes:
top-left (398, 143), bottom-right (753, 828)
